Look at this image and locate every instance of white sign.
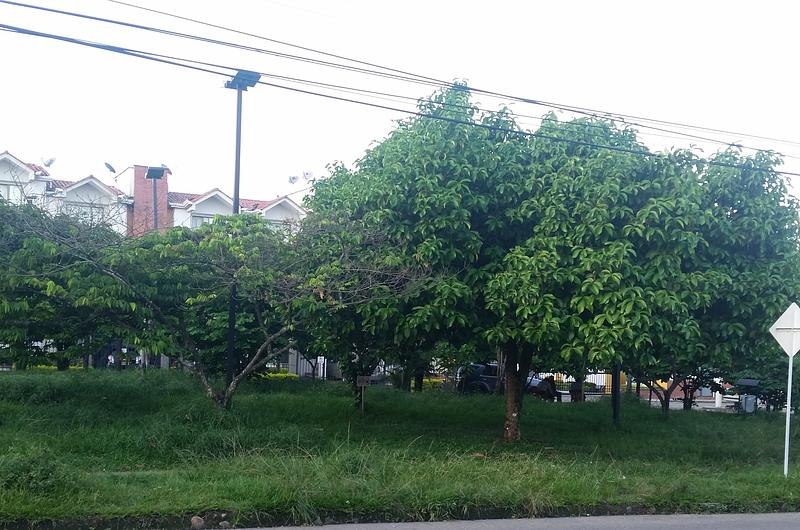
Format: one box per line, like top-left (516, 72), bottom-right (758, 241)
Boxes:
top-left (770, 302), bottom-right (800, 478)
top-left (769, 303), bottom-right (800, 357)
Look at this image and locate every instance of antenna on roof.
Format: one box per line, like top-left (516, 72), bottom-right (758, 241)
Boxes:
top-left (288, 175), bottom-right (299, 184)
top-left (42, 157), bottom-right (56, 168)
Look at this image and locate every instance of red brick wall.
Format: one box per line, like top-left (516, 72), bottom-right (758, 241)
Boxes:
top-left (129, 165), bottom-right (173, 237)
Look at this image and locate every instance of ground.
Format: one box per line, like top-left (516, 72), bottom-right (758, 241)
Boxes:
top-left (0, 370), bottom-right (799, 529)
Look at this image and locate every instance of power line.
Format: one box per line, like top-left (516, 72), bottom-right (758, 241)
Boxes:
top-left (3, 22), bottom-right (800, 179)
top-left (97, 0), bottom-right (800, 149)
top-left (0, 23), bottom-right (233, 77)
top-left (102, 0), bottom-right (447, 87)
top-left (240, 73), bottom-right (800, 160)
top-left (0, 1), bottom-right (711, 148)
top-left (0, 0), bottom-right (446, 88)
top-left (4, 0), bottom-right (800, 152)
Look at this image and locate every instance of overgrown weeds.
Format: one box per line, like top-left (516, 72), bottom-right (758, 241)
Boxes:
top-left (1, 370), bottom-right (799, 525)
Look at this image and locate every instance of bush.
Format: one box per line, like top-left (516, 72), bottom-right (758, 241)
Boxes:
top-left (0, 446), bottom-right (76, 495)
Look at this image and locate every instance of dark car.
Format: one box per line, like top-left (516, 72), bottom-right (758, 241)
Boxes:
top-left (456, 362), bottom-right (544, 394)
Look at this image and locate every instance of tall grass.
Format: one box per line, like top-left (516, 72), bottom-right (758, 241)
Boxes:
top-left (1, 370), bottom-right (799, 526)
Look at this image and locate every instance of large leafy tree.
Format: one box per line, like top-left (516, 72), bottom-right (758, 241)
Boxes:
top-left (0, 200), bottom-right (124, 369)
top-left (307, 86), bottom-right (541, 400)
top-left (697, 150), bottom-right (800, 408)
top-left (309, 84), bottom-right (800, 438)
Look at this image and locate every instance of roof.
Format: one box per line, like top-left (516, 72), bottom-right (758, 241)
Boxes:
top-left (168, 189), bottom-right (282, 211)
top-left (26, 163), bottom-right (50, 176)
top-left (51, 179), bottom-right (75, 189)
top-left (50, 178), bottom-right (124, 196)
top-left (0, 151), bottom-right (50, 176)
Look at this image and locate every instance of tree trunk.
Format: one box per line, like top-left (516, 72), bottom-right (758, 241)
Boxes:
top-left (350, 380), bottom-right (360, 408)
top-left (682, 383), bottom-right (693, 411)
top-left (578, 376), bottom-right (585, 402)
top-left (401, 369), bottom-right (412, 391)
top-left (504, 370), bottom-right (522, 441)
top-left (660, 381), bottom-right (682, 416)
top-left (502, 343), bottom-right (530, 442)
top-left (644, 377), bottom-right (682, 418)
top-left (413, 370), bottom-right (424, 392)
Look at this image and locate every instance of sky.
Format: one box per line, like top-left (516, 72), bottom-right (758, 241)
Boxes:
top-left (1, 0), bottom-right (800, 202)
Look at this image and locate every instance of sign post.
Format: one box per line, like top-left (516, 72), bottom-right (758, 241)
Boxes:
top-left (769, 302), bottom-right (800, 478)
top-left (356, 375), bottom-right (370, 414)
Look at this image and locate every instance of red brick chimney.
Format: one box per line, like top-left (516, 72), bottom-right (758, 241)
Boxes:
top-left (128, 165), bottom-right (172, 237)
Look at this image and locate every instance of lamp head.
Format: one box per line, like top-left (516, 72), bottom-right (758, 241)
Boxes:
top-left (225, 70), bottom-right (261, 91)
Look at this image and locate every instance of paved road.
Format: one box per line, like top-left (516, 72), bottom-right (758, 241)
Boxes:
top-left (254, 513), bottom-right (800, 529)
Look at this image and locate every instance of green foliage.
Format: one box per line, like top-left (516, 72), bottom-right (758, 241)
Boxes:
top-left (307, 85), bottom-right (540, 382)
top-left (0, 199), bottom-right (124, 369)
top-left (306, 85), bottom-right (800, 427)
top-left (0, 445), bottom-right (76, 495)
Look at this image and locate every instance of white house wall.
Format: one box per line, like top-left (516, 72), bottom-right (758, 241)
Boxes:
top-left (192, 195), bottom-right (232, 216)
top-left (173, 206), bottom-right (191, 228)
top-left (108, 203), bottom-right (128, 234)
top-left (262, 202), bottom-right (302, 222)
top-left (63, 185), bottom-right (114, 206)
top-left (0, 158), bottom-right (46, 204)
top-left (0, 158), bottom-right (33, 184)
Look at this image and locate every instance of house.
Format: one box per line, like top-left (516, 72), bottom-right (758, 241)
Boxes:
top-left (0, 151), bottom-right (128, 233)
top-left (0, 152), bottom-right (305, 235)
top-left (124, 165), bottom-right (305, 236)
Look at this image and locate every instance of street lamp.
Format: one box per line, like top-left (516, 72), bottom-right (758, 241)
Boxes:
top-left (224, 70), bottom-right (261, 214)
top-left (105, 164), bottom-right (169, 233)
top-left (145, 166), bottom-right (168, 232)
top-left (224, 70), bottom-right (261, 389)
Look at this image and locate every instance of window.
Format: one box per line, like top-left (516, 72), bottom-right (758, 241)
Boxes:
top-left (0, 184), bottom-right (9, 200)
top-left (64, 202), bottom-right (106, 223)
top-left (191, 215), bottom-right (213, 228)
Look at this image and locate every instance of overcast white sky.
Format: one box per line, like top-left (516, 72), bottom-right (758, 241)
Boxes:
top-left (2, 0), bottom-right (799, 202)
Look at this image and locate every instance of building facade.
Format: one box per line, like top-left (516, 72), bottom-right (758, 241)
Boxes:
top-left (0, 151), bottom-right (305, 234)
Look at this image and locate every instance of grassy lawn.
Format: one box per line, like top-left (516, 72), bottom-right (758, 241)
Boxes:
top-left (1, 370), bottom-right (799, 528)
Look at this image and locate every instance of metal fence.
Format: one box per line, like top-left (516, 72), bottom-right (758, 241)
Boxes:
top-left (532, 372), bottom-right (614, 394)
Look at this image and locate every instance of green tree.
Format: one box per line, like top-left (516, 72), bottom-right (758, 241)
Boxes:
top-left (307, 86), bottom-right (540, 410)
top-left (0, 200), bottom-right (124, 370)
top-left (698, 150), bottom-right (800, 409)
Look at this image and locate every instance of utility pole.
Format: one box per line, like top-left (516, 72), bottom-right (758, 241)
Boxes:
top-left (224, 70), bottom-right (261, 389)
top-left (152, 175), bottom-right (158, 232)
top-left (144, 166), bottom-right (166, 233)
top-left (144, 165), bottom-right (168, 373)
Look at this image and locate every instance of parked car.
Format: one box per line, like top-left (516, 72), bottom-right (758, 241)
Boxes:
top-left (456, 362), bottom-right (543, 394)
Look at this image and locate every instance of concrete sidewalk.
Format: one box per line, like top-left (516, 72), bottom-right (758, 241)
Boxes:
top-left (254, 513), bottom-right (800, 529)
